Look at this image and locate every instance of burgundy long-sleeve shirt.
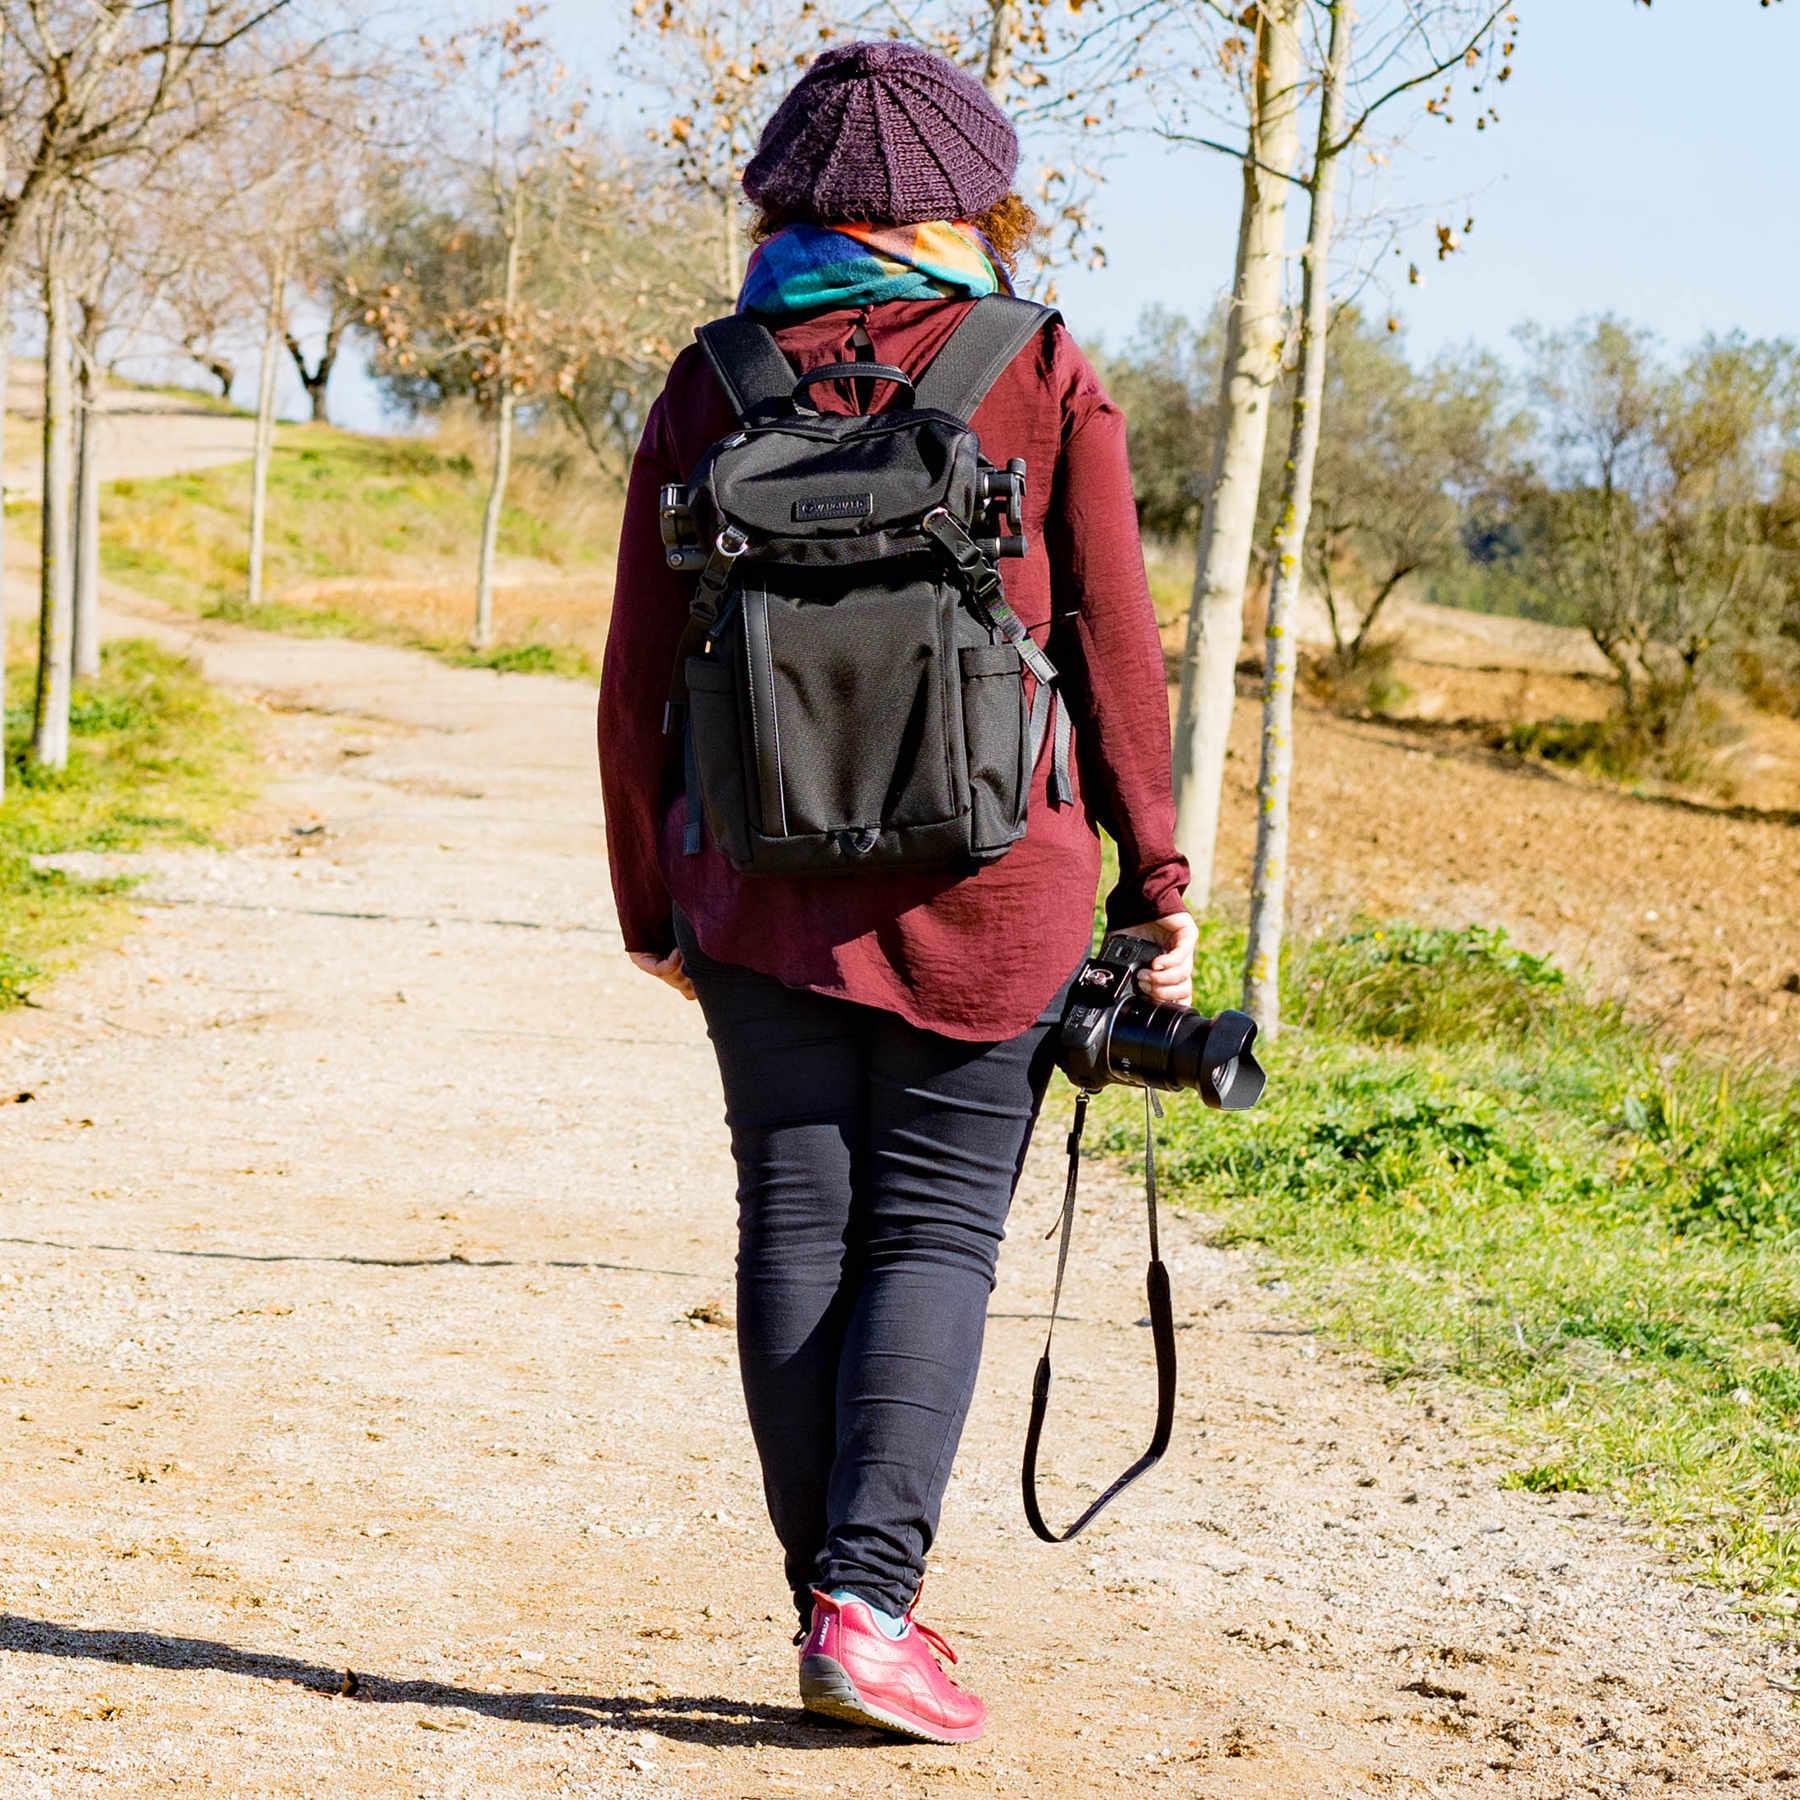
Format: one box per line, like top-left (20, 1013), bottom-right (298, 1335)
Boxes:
top-left (598, 296), bottom-right (1188, 1042)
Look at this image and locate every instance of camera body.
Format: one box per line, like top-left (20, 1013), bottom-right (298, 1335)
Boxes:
top-left (1058, 931), bottom-right (1266, 1111)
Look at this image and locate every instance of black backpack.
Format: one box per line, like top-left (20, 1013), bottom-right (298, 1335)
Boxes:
top-left (659, 295), bottom-right (1072, 879)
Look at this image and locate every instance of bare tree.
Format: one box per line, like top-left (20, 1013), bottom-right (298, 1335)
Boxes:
top-left (622, 0), bottom-right (825, 305)
top-left (280, 132), bottom-right (392, 425)
top-left (71, 283), bottom-right (103, 679)
top-left (206, 53), bottom-right (383, 611)
top-left (68, 180), bottom-right (170, 681)
top-left (1169, 1), bottom-right (1302, 909)
top-left (0, 8), bottom-right (13, 802)
top-left (30, 189), bottom-right (75, 771)
top-left (1164, 1), bottom-right (1516, 915)
top-left (0, 293), bottom-right (10, 800)
top-left (3, 0), bottom-right (357, 783)
top-left (1241, 0), bottom-right (1512, 1035)
top-left (1241, 0), bottom-right (1350, 1033)
top-left (351, 8), bottom-right (593, 647)
top-left (0, 1), bottom-right (337, 287)
top-left (245, 232), bottom-right (289, 611)
top-left (283, 263), bottom-right (355, 424)
top-left (533, 152), bottom-right (717, 475)
top-left (166, 250), bottom-right (254, 398)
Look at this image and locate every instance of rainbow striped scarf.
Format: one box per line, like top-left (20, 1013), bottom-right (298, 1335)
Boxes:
top-left (738, 220), bottom-right (1011, 318)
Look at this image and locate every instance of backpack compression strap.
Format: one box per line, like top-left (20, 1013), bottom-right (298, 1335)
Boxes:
top-left (912, 296), bottom-right (1061, 421)
top-left (694, 315), bottom-right (798, 420)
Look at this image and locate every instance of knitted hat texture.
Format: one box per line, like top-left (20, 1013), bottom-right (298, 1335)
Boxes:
top-left (743, 41), bottom-right (1019, 226)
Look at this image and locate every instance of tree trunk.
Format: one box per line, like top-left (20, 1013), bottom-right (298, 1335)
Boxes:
top-left (285, 324), bottom-right (341, 425)
top-left (1349, 565), bottom-right (1414, 664)
top-left (0, 7), bottom-right (7, 800)
top-left (1170, 1), bottom-right (1303, 909)
top-left (190, 349), bottom-right (237, 400)
top-left (720, 191), bottom-right (742, 301)
top-left (983, 0), bottom-right (1021, 96)
top-left (475, 203), bottom-right (524, 651)
top-left (31, 223), bottom-right (76, 773)
top-left (246, 245), bottom-right (288, 611)
top-left (1242, 0), bottom-right (1352, 1036)
top-left (71, 311), bottom-right (102, 682)
top-left (0, 309), bottom-right (10, 804)
top-left (475, 387), bottom-right (515, 652)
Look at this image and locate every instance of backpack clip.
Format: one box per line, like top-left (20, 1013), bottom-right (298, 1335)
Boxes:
top-left (692, 525), bottom-right (750, 625)
top-left (660, 483), bottom-right (708, 572)
top-left (921, 507), bottom-right (1004, 607)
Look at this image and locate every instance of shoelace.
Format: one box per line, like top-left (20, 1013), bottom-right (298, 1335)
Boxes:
top-left (899, 1574), bottom-right (958, 1665)
top-left (793, 1582), bottom-right (960, 1665)
top-left (908, 1616), bottom-right (958, 1666)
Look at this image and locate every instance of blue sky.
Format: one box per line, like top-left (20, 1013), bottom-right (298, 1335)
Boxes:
top-left (327, 1), bottom-right (1796, 427)
top-left (566, 0), bottom-right (1798, 360)
top-left (1039, 0), bottom-right (1800, 360)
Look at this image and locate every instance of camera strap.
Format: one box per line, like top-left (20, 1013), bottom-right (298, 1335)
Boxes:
top-left (1022, 1086), bottom-right (1177, 1543)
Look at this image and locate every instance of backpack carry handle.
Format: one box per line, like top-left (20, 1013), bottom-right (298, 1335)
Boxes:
top-left (792, 362), bottom-right (916, 410)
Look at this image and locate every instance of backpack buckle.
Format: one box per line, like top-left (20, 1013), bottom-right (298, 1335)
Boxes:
top-left (922, 508), bottom-right (1003, 605)
top-left (833, 826), bottom-right (880, 858)
top-left (691, 526), bottom-right (752, 625)
top-left (921, 507), bottom-right (976, 568)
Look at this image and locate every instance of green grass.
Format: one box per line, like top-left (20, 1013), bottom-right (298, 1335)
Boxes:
top-left (1091, 905), bottom-right (1800, 1611)
top-left (1, 638), bottom-right (257, 1008)
top-left (108, 376), bottom-right (250, 416)
top-left (96, 423), bottom-right (613, 680)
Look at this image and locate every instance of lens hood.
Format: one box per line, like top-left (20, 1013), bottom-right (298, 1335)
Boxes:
top-left (1198, 1010), bottom-right (1266, 1111)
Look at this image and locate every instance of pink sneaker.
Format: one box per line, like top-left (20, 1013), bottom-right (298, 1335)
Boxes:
top-left (797, 1589), bottom-right (987, 1744)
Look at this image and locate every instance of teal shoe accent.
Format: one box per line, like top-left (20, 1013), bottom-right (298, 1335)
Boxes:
top-left (830, 1587), bottom-right (908, 1639)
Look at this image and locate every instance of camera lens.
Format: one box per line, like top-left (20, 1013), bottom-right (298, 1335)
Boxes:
top-left (1105, 996), bottom-right (1207, 1094)
top-left (1105, 997), bottom-right (1265, 1110)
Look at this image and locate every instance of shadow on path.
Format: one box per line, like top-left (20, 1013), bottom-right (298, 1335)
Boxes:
top-left (0, 1613), bottom-right (867, 1750)
top-left (0, 1235), bottom-right (703, 1279)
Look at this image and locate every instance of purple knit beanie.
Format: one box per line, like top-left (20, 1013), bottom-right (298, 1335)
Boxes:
top-left (743, 41), bottom-right (1019, 226)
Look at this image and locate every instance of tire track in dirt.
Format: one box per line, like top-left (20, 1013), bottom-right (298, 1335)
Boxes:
top-left (0, 591), bottom-right (1794, 1798)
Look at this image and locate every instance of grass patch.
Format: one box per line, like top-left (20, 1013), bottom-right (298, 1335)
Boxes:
top-left (117, 378), bottom-right (249, 416)
top-left (1, 637), bottom-right (257, 1008)
top-left (97, 420), bottom-right (617, 678)
top-left (1093, 908), bottom-right (1800, 1609)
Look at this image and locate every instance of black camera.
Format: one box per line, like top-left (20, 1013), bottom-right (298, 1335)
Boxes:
top-left (1057, 932), bottom-right (1266, 1110)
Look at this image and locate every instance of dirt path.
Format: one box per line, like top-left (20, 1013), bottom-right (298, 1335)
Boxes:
top-left (4, 369), bottom-right (259, 494)
top-left (2, 593), bottom-right (1797, 1799)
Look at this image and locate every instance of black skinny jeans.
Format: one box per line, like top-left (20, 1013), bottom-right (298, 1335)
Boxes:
top-left (674, 911), bottom-right (1074, 1622)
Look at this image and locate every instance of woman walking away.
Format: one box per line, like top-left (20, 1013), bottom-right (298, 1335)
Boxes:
top-left (598, 40), bottom-right (1193, 1746)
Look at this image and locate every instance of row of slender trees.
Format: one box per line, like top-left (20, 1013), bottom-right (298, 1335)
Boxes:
top-left (0, 0), bottom-right (378, 796)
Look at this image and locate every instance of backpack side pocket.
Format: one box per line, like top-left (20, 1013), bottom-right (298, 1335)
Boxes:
top-left (959, 642), bottom-right (1029, 858)
top-left (684, 653), bottom-right (753, 868)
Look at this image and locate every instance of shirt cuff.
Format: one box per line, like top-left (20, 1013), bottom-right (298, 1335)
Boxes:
top-left (1104, 857), bottom-right (1190, 931)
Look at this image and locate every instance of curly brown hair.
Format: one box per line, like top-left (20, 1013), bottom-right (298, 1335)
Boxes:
top-left (750, 191), bottom-right (1039, 274)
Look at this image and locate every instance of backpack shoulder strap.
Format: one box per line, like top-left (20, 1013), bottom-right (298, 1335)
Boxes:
top-left (912, 295), bottom-right (1061, 422)
top-left (694, 315), bottom-right (797, 420)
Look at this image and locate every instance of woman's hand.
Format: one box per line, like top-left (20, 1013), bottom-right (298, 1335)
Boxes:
top-left (628, 948), bottom-right (696, 1002)
top-left (1115, 910), bottom-right (1198, 1009)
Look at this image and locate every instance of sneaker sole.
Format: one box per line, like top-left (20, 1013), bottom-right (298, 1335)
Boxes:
top-left (798, 1654), bottom-right (985, 1745)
